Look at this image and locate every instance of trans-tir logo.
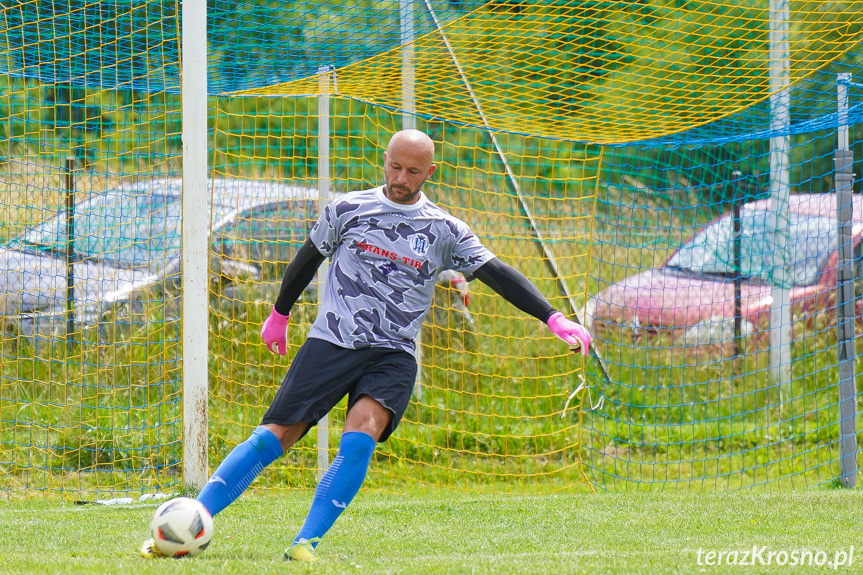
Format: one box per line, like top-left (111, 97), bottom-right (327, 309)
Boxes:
top-left (408, 233), bottom-right (430, 256)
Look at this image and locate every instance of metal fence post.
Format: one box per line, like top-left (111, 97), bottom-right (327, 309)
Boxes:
top-left (65, 157), bottom-right (76, 347)
top-left (835, 72), bottom-right (857, 488)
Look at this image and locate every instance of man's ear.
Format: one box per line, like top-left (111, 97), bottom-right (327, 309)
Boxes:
top-left (428, 163), bottom-right (437, 177)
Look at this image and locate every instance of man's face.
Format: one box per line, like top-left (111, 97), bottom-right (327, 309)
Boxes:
top-left (383, 144), bottom-right (436, 205)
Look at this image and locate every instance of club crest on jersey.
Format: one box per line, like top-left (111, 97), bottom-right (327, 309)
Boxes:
top-left (408, 233), bottom-right (430, 256)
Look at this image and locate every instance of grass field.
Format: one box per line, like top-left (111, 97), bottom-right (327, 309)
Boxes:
top-left (2, 489), bottom-right (862, 574)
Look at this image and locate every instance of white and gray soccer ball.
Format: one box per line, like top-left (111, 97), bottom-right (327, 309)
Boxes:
top-left (149, 497), bottom-right (214, 558)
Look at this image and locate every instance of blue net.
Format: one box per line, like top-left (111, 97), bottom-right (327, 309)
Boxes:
top-left (1, 0), bottom-right (485, 94)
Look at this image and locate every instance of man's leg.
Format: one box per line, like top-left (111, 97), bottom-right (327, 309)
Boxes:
top-left (197, 422), bottom-right (308, 516)
top-left (198, 339), bottom-right (349, 518)
top-left (141, 421), bottom-right (310, 559)
top-left (289, 396), bottom-right (388, 551)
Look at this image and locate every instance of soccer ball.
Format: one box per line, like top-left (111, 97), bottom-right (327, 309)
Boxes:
top-left (149, 497), bottom-right (214, 558)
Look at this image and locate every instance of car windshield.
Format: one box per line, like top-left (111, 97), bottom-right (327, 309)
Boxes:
top-left (665, 210), bottom-right (837, 286)
top-left (14, 192), bottom-right (183, 266)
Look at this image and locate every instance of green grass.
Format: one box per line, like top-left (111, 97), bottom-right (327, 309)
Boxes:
top-left (2, 489), bottom-right (863, 574)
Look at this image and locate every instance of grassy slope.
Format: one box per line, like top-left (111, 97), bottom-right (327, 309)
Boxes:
top-left (2, 489), bottom-right (862, 574)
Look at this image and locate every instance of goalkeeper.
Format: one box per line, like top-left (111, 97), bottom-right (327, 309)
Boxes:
top-left (141, 129), bottom-right (591, 562)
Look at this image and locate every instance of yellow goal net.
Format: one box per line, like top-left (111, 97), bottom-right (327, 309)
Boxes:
top-left (3, 0), bottom-right (863, 498)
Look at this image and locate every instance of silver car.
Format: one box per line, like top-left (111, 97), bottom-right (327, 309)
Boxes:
top-left (1, 178), bottom-right (316, 339)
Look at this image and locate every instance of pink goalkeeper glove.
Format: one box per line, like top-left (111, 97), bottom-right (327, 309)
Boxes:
top-left (261, 306), bottom-right (290, 356)
top-left (547, 312), bottom-right (591, 357)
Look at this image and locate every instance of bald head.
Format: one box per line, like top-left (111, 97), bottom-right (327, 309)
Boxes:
top-left (387, 129), bottom-right (435, 163)
top-left (382, 130), bottom-right (437, 205)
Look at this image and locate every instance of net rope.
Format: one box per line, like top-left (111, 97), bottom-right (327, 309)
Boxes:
top-left (2, 0), bottom-right (863, 497)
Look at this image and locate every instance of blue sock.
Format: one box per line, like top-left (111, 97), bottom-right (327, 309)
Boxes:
top-left (293, 431), bottom-right (376, 547)
top-left (197, 426), bottom-right (284, 516)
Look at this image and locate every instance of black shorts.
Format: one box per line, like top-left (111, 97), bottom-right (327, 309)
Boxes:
top-left (260, 338), bottom-right (418, 442)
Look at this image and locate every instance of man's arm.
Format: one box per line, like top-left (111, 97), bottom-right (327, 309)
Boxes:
top-left (472, 258), bottom-right (557, 322)
top-left (273, 237), bottom-right (327, 315)
top-left (472, 258), bottom-right (591, 355)
top-left (261, 238), bottom-right (326, 355)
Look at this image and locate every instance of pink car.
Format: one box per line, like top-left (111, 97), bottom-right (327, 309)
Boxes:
top-left (587, 194), bottom-right (863, 339)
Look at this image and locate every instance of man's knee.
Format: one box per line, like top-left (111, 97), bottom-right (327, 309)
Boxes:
top-left (260, 422), bottom-right (310, 452)
top-left (344, 396), bottom-right (392, 441)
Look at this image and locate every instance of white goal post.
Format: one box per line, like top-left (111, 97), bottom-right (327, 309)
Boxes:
top-left (181, 0), bottom-right (209, 491)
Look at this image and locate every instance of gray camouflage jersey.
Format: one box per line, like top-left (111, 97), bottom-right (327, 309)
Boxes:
top-left (308, 186), bottom-right (494, 355)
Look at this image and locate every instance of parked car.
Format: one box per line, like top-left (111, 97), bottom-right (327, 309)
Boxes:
top-left (1, 178), bottom-right (316, 337)
top-left (586, 194), bottom-right (863, 341)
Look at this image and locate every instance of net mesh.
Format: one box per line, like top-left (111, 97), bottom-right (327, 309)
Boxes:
top-left (209, 100), bottom-right (596, 491)
top-left (3, 0), bottom-right (863, 497)
top-left (0, 3), bottom-right (185, 497)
